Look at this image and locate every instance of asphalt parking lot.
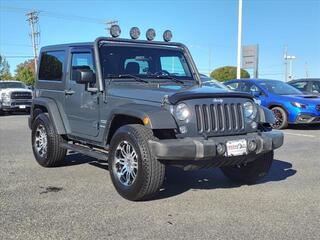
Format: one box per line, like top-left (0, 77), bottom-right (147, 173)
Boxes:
top-left (0, 114), bottom-right (319, 240)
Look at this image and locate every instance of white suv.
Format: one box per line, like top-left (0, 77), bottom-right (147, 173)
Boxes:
top-left (0, 80), bottom-right (33, 114)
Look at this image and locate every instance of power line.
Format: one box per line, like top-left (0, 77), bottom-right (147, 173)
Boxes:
top-left (1, 5), bottom-right (106, 24)
top-left (4, 56), bottom-right (34, 58)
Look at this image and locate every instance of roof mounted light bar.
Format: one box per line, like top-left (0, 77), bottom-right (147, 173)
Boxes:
top-left (109, 25), bottom-right (173, 42)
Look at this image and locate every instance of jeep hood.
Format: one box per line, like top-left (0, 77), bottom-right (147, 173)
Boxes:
top-left (108, 84), bottom-right (252, 104)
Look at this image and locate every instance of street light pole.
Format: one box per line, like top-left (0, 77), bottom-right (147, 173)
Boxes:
top-left (236, 0), bottom-right (243, 79)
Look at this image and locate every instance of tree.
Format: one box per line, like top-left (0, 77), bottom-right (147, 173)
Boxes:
top-left (15, 59), bottom-right (35, 86)
top-left (0, 55), bottom-right (12, 80)
top-left (210, 66), bottom-right (250, 82)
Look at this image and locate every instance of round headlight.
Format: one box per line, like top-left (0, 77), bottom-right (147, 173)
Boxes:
top-left (146, 28), bottom-right (156, 41)
top-left (110, 24), bottom-right (121, 38)
top-left (163, 30), bottom-right (172, 42)
top-left (175, 103), bottom-right (191, 121)
top-left (130, 27), bottom-right (140, 40)
top-left (243, 101), bottom-right (257, 120)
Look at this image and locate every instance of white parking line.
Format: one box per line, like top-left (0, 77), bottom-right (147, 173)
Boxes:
top-left (284, 132), bottom-right (317, 138)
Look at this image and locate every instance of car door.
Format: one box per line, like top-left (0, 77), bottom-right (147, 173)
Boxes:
top-left (65, 48), bottom-right (100, 137)
top-left (242, 82), bottom-right (268, 106)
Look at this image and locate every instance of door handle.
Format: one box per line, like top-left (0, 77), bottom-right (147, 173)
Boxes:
top-left (65, 90), bottom-right (75, 95)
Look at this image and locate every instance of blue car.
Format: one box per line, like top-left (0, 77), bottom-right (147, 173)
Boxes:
top-left (224, 79), bottom-right (320, 129)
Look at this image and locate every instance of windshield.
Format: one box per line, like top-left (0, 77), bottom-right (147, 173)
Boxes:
top-left (257, 80), bottom-right (302, 95)
top-left (0, 82), bottom-right (26, 89)
top-left (99, 45), bottom-right (194, 81)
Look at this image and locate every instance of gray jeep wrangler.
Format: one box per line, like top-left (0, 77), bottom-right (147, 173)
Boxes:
top-left (29, 27), bottom-right (283, 201)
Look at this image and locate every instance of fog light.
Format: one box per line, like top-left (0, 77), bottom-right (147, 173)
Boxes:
top-left (216, 143), bottom-right (226, 155)
top-left (251, 122), bottom-right (257, 129)
top-left (248, 139), bottom-right (257, 152)
top-left (179, 125), bottom-right (187, 134)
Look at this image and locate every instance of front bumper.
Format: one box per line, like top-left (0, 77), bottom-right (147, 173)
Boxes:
top-left (149, 131), bottom-right (283, 161)
top-left (294, 114), bottom-right (320, 124)
top-left (0, 100), bottom-right (32, 111)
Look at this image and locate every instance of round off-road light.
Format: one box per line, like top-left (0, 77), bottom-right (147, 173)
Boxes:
top-left (243, 101), bottom-right (257, 121)
top-left (175, 103), bottom-right (191, 121)
top-left (130, 27), bottom-right (140, 40)
top-left (110, 24), bottom-right (121, 38)
top-left (146, 28), bottom-right (156, 41)
top-left (248, 139), bottom-right (257, 152)
top-left (163, 30), bottom-right (172, 42)
top-left (216, 143), bottom-right (226, 155)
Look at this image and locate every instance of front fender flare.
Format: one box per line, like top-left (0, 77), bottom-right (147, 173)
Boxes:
top-left (257, 105), bottom-right (276, 124)
top-left (109, 104), bottom-right (177, 129)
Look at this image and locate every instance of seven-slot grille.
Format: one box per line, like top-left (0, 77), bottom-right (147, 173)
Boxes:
top-left (11, 91), bottom-right (32, 100)
top-left (195, 103), bottom-right (245, 134)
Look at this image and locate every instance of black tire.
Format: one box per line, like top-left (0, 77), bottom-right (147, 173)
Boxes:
top-left (31, 113), bottom-right (67, 167)
top-left (109, 124), bottom-right (165, 201)
top-left (271, 106), bottom-right (288, 129)
top-left (221, 151), bottom-right (274, 184)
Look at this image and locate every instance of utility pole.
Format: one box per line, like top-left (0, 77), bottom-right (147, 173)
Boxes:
top-left (26, 11), bottom-right (40, 75)
top-left (236, 0), bottom-right (243, 79)
top-left (105, 20), bottom-right (119, 36)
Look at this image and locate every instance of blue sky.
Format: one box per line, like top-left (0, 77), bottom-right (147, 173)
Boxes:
top-left (1, 0), bottom-right (319, 80)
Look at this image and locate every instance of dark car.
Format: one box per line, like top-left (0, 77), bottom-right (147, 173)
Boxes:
top-left (289, 78), bottom-right (320, 96)
top-left (224, 79), bottom-right (320, 129)
top-left (28, 26), bottom-right (283, 201)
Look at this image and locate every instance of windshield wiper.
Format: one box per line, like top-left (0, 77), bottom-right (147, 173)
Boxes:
top-left (107, 74), bottom-right (149, 83)
top-left (150, 74), bottom-right (184, 84)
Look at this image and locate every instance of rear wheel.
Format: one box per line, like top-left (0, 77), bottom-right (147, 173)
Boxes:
top-left (31, 113), bottom-right (67, 167)
top-left (221, 151), bottom-right (273, 184)
top-left (271, 106), bottom-right (288, 129)
top-left (109, 124), bottom-right (165, 201)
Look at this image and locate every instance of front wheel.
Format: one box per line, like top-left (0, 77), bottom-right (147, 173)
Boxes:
top-left (109, 124), bottom-right (165, 201)
top-left (271, 107), bottom-right (288, 129)
top-left (221, 151), bottom-right (274, 184)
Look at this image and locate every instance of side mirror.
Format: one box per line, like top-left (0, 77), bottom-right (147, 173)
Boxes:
top-left (74, 68), bottom-right (95, 84)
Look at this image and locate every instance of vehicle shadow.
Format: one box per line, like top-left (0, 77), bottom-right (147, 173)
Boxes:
top-left (288, 124), bottom-right (320, 130)
top-left (59, 154), bottom-right (296, 200)
top-left (153, 159), bottom-right (296, 200)
top-left (0, 111), bottom-right (30, 117)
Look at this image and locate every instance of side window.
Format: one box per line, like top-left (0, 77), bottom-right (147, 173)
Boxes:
top-left (311, 82), bottom-right (320, 93)
top-left (39, 51), bottom-right (65, 81)
top-left (160, 56), bottom-right (191, 76)
top-left (71, 52), bottom-right (95, 82)
top-left (225, 82), bottom-right (242, 91)
top-left (243, 82), bottom-right (260, 93)
top-left (291, 82), bottom-right (308, 91)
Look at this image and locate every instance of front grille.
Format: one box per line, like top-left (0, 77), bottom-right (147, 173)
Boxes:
top-left (316, 105), bottom-right (320, 111)
top-left (11, 91), bottom-right (32, 100)
top-left (195, 103), bottom-right (245, 135)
